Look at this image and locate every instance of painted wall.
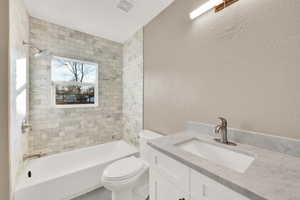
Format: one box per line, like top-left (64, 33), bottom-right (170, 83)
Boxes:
top-left (29, 17), bottom-right (123, 154)
top-left (9, 0), bottom-right (30, 194)
top-left (144, 0), bottom-right (300, 139)
top-left (0, 0), bottom-right (10, 199)
top-left (123, 29), bottom-right (144, 146)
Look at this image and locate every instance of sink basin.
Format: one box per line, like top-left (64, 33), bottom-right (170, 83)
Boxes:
top-left (176, 139), bottom-right (255, 173)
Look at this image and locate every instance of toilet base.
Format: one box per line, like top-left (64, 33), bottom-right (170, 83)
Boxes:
top-left (112, 189), bottom-right (132, 200)
top-left (111, 189), bottom-right (147, 200)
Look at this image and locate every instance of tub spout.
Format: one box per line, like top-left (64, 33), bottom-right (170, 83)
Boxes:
top-left (23, 152), bottom-right (46, 161)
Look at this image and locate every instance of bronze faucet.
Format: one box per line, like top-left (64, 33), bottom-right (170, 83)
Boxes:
top-left (214, 117), bottom-right (228, 144)
top-left (214, 117), bottom-right (236, 146)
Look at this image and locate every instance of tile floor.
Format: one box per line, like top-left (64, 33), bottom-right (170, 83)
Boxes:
top-left (72, 188), bottom-right (111, 200)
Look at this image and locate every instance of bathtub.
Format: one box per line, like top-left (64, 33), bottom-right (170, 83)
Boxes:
top-left (15, 140), bottom-right (138, 200)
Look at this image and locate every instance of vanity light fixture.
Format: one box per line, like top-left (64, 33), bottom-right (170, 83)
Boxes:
top-left (190, 0), bottom-right (239, 20)
top-left (190, 0), bottom-right (224, 20)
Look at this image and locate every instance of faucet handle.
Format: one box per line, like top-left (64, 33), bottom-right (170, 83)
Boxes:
top-left (217, 117), bottom-right (227, 127)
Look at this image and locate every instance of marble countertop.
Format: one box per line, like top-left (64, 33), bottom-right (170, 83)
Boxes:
top-left (148, 131), bottom-right (300, 200)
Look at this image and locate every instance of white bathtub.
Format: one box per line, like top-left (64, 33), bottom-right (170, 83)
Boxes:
top-left (15, 140), bottom-right (138, 200)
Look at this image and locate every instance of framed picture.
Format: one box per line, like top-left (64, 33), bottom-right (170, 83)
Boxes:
top-left (51, 56), bottom-right (98, 108)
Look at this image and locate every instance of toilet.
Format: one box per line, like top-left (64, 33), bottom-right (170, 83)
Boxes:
top-left (101, 130), bottom-right (162, 200)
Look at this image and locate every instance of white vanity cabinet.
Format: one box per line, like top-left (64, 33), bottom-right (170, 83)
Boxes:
top-left (149, 148), bottom-right (190, 200)
top-left (150, 169), bottom-right (188, 200)
top-left (148, 147), bottom-right (250, 200)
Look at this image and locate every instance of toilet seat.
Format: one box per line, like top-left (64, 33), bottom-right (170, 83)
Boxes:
top-left (102, 157), bottom-right (146, 182)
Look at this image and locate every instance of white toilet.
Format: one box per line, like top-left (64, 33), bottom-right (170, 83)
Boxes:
top-left (101, 130), bottom-right (162, 200)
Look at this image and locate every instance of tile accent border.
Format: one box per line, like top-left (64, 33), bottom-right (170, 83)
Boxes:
top-left (186, 121), bottom-right (300, 157)
top-left (122, 29), bottom-right (143, 146)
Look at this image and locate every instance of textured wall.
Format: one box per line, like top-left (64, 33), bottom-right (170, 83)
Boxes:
top-left (29, 17), bottom-right (123, 154)
top-left (0, 0), bottom-right (10, 199)
top-left (123, 30), bottom-right (144, 146)
top-left (144, 0), bottom-right (300, 139)
top-left (9, 0), bottom-right (29, 195)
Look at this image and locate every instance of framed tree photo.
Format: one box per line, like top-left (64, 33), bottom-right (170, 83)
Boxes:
top-left (51, 56), bottom-right (99, 108)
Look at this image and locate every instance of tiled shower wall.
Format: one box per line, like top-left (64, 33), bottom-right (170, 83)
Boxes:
top-left (29, 17), bottom-right (123, 154)
top-left (123, 30), bottom-right (144, 146)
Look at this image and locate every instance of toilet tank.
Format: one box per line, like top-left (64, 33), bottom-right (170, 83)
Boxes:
top-left (139, 130), bottom-right (162, 163)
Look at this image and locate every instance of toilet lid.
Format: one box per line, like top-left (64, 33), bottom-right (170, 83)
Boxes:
top-left (103, 157), bottom-right (146, 181)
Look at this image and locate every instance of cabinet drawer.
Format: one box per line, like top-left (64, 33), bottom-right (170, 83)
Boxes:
top-left (149, 148), bottom-right (190, 193)
top-left (191, 169), bottom-right (250, 200)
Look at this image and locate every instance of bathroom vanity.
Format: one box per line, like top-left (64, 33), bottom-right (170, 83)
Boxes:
top-left (147, 128), bottom-right (300, 200)
top-left (149, 146), bottom-right (250, 200)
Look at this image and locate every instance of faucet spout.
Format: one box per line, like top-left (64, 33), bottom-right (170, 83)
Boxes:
top-left (214, 125), bottom-right (222, 134)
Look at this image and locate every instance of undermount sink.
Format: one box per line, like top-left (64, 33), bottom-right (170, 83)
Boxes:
top-left (176, 139), bottom-right (255, 173)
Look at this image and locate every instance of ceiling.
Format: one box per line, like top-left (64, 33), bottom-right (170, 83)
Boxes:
top-left (24, 0), bottom-right (174, 43)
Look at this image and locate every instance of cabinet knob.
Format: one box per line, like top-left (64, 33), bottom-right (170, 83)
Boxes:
top-left (178, 198), bottom-right (185, 200)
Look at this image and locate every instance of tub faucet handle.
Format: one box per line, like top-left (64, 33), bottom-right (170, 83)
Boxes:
top-left (22, 119), bottom-right (32, 133)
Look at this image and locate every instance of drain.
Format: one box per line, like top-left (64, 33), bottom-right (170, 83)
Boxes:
top-left (27, 170), bottom-right (32, 178)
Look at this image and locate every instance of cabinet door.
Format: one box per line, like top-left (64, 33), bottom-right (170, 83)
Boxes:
top-left (191, 169), bottom-right (250, 200)
top-left (150, 168), bottom-right (188, 200)
top-left (149, 147), bottom-right (190, 194)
